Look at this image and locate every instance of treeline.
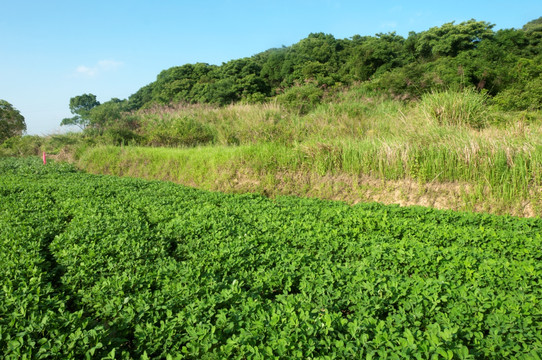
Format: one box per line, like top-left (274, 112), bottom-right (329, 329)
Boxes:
top-left (66, 18), bottom-right (542, 130)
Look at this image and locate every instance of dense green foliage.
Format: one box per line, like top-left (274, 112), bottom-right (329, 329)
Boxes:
top-left (71, 17), bottom-right (542, 132)
top-left (0, 100), bottom-right (26, 144)
top-left (2, 157), bottom-right (541, 358)
top-left (60, 94), bottom-right (101, 130)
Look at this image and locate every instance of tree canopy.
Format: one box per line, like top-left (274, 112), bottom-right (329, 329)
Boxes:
top-left (60, 93), bottom-right (100, 129)
top-left (523, 16), bottom-right (542, 33)
top-left (0, 100), bottom-right (26, 143)
top-left (414, 20), bottom-right (495, 58)
top-left (63, 17), bottom-right (542, 128)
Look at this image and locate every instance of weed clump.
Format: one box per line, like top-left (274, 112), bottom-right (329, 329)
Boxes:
top-left (420, 89), bottom-right (489, 129)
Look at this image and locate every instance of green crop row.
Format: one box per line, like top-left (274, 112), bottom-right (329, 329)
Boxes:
top-left (1, 157), bottom-right (541, 359)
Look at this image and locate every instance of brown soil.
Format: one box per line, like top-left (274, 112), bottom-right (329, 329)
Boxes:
top-left (206, 168), bottom-right (538, 218)
top-left (78, 159), bottom-right (539, 218)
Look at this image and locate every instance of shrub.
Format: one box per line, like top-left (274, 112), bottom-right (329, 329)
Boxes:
top-left (0, 135), bottom-right (42, 157)
top-left (492, 77), bottom-right (542, 111)
top-left (146, 116), bottom-right (216, 147)
top-left (101, 128), bottom-right (143, 146)
top-left (275, 83), bottom-right (324, 115)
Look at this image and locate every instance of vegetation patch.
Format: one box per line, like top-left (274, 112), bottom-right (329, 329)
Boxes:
top-left (2, 157), bottom-right (542, 358)
top-left (419, 89), bottom-right (489, 129)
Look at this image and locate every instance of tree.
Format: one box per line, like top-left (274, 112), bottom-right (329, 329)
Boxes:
top-left (523, 16), bottom-right (542, 33)
top-left (127, 83), bottom-right (154, 111)
top-left (0, 100), bottom-right (26, 143)
top-left (523, 17), bottom-right (542, 55)
top-left (88, 99), bottom-right (125, 128)
top-left (60, 93), bottom-right (100, 129)
top-left (415, 20), bottom-right (495, 58)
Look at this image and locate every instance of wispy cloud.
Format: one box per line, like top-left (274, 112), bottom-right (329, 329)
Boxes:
top-left (75, 60), bottom-right (124, 77)
top-left (380, 21), bottom-right (398, 30)
top-left (75, 65), bottom-right (97, 77)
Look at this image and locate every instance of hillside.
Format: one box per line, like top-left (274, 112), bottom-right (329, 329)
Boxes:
top-left (1, 17), bottom-right (542, 217)
top-left (68, 17), bottom-right (542, 130)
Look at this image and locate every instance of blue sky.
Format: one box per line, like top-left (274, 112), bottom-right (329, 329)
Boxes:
top-left (2, 1), bottom-right (541, 135)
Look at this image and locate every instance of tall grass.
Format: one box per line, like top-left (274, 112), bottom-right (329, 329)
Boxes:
top-left (137, 102), bottom-right (298, 146)
top-left (78, 136), bottom-right (542, 216)
top-left (420, 89), bottom-right (489, 129)
top-left (72, 85), bottom-right (542, 216)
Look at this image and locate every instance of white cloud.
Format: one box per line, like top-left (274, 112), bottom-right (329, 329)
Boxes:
top-left (380, 21), bottom-right (398, 29)
top-left (97, 60), bottom-right (123, 70)
top-left (75, 65), bottom-right (97, 77)
top-left (75, 60), bottom-right (124, 77)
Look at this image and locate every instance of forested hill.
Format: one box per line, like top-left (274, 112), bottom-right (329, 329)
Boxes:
top-left (82, 17), bottom-right (542, 125)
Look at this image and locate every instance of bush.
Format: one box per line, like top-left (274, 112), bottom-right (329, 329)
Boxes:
top-left (101, 128), bottom-right (143, 146)
top-left (275, 83), bottom-right (324, 115)
top-left (43, 133), bottom-right (83, 152)
top-left (0, 135), bottom-right (42, 157)
top-left (371, 62), bottom-right (455, 100)
top-left (492, 77), bottom-right (542, 111)
top-left (146, 116), bottom-right (216, 147)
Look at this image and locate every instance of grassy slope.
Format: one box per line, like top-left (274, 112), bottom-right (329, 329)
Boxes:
top-left (63, 87), bottom-right (542, 216)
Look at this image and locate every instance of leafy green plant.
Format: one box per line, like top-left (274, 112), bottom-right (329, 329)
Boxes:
top-left (493, 76), bottom-right (542, 111)
top-left (0, 135), bottom-right (42, 157)
top-left (275, 83), bottom-right (324, 115)
top-left (1, 156), bottom-right (542, 358)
